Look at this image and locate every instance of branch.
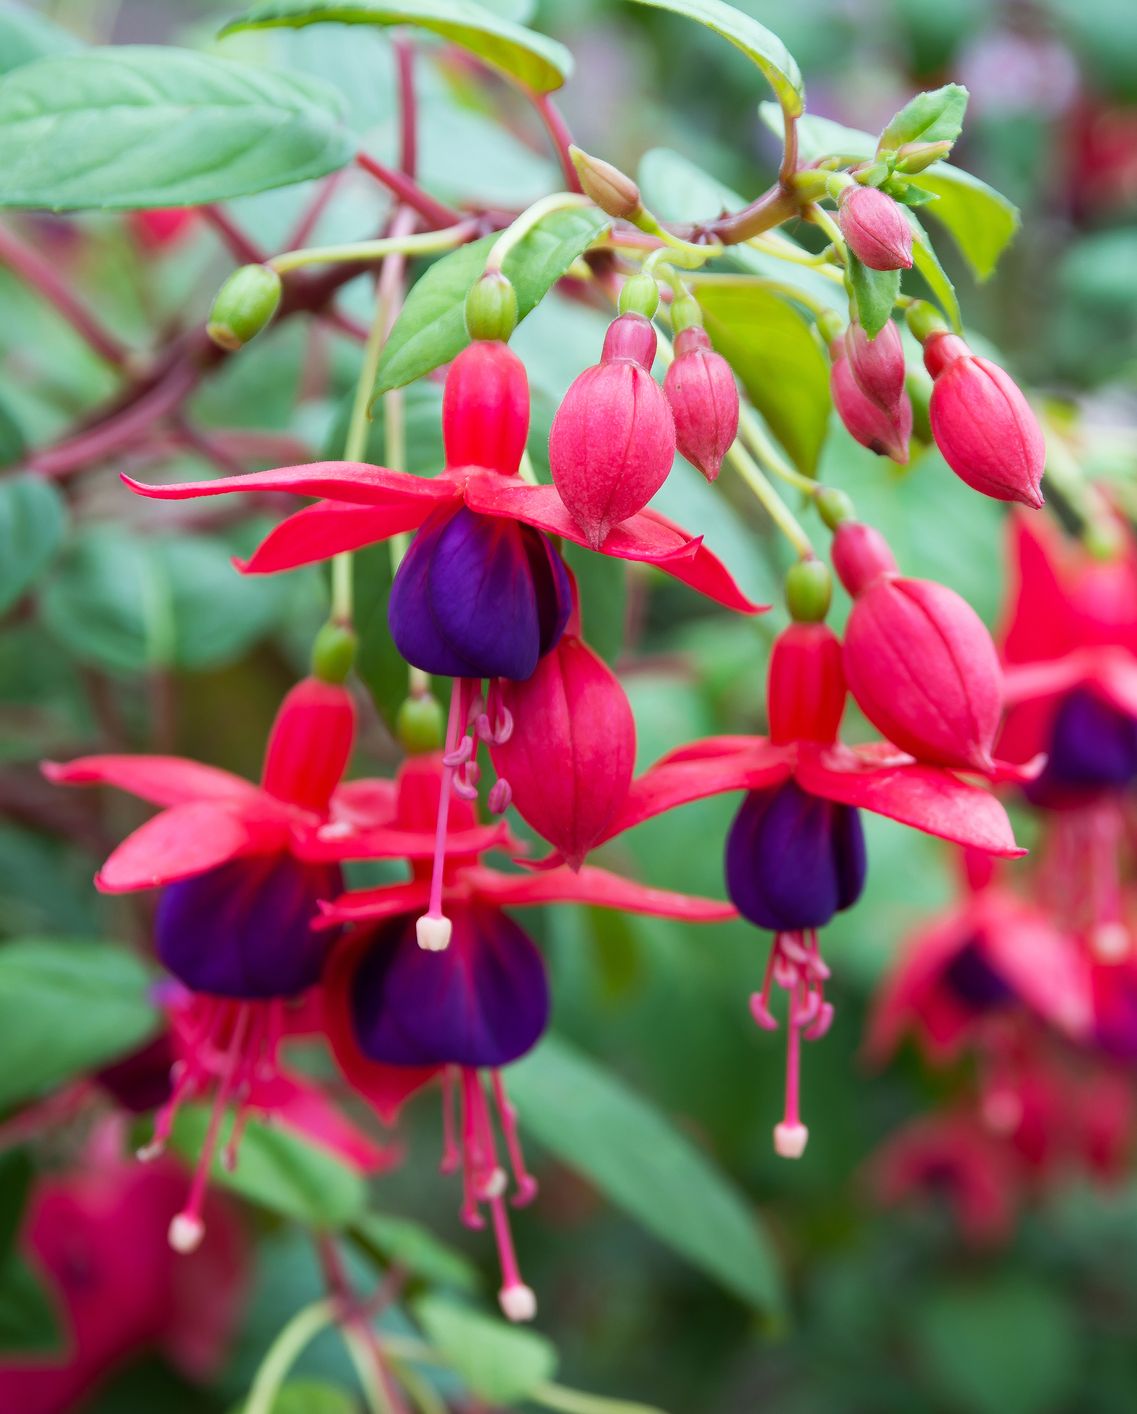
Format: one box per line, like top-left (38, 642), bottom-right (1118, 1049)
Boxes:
top-left (355, 151), bottom-right (464, 228)
top-left (532, 92), bottom-right (580, 192)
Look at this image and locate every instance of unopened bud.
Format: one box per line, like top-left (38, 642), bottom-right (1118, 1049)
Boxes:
top-left (397, 693), bottom-right (445, 755)
top-left (837, 186), bottom-right (913, 271)
top-left (893, 140), bottom-right (954, 174)
top-left (465, 270), bottom-right (518, 343)
top-left (844, 319), bottom-right (907, 412)
top-left (207, 264), bottom-right (282, 350)
top-left (618, 272), bottom-right (660, 320)
top-left (670, 293), bottom-right (703, 333)
top-left (663, 325), bottom-right (739, 482)
top-left (814, 486), bottom-right (855, 531)
top-left (830, 341), bottom-right (912, 463)
top-left (569, 145), bottom-right (642, 220)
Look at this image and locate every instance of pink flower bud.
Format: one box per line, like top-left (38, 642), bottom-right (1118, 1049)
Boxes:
top-left (842, 569), bottom-right (1004, 774)
top-left (261, 677), bottom-right (354, 813)
top-left (831, 342), bottom-right (912, 463)
top-left (831, 521), bottom-right (898, 597)
top-left (663, 326), bottom-right (739, 482)
top-left (924, 333), bottom-right (1045, 509)
top-left (768, 622), bottom-right (847, 746)
top-left (490, 634), bottom-right (635, 868)
top-left (844, 319), bottom-right (906, 412)
top-left (443, 340), bottom-right (530, 477)
top-left (549, 314), bottom-right (676, 549)
top-left (837, 186), bottom-right (913, 271)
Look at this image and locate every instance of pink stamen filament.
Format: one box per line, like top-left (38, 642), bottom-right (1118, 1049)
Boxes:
top-left (418, 681), bottom-right (466, 951)
top-left (492, 1070), bottom-right (538, 1205)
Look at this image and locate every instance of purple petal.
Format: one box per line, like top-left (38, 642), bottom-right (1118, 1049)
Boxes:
top-left (156, 853), bottom-right (341, 999)
top-left (725, 781), bottom-right (866, 931)
top-left (942, 938), bottom-right (1016, 1010)
top-left (1027, 688), bottom-right (1137, 804)
top-left (524, 527), bottom-right (573, 657)
top-left (95, 1032), bottom-right (175, 1113)
top-left (349, 903), bottom-right (549, 1068)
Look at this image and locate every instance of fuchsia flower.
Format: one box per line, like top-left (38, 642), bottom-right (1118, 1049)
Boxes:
top-left (592, 618), bottom-right (1024, 1158)
top-left (833, 521), bottom-right (1037, 781)
top-left (44, 678), bottom-right (449, 1249)
top-left (829, 337), bottom-right (912, 463)
top-left (663, 325), bottom-right (740, 482)
top-left (844, 318), bottom-right (907, 413)
top-left (837, 185), bottom-right (913, 270)
top-left (549, 313), bottom-right (677, 547)
top-left (0, 1118), bottom-right (246, 1414)
top-left (318, 753), bottom-right (735, 1320)
top-left (924, 331), bottom-right (1046, 508)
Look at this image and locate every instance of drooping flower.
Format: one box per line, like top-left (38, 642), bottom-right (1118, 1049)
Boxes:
top-left (829, 337), bottom-right (912, 463)
top-left (319, 754), bottom-right (735, 1320)
top-left (549, 313), bottom-right (677, 547)
top-left (837, 184), bottom-right (913, 270)
top-left (663, 324), bottom-right (740, 482)
top-left (592, 619), bottom-right (1025, 1158)
top-left (44, 678), bottom-right (454, 1249)
top-left (843, 318), bottom-right (907, 413)
top-left (923, 331), bottom-right (1045, 508)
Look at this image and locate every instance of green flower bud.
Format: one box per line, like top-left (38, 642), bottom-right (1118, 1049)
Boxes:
top-left (814, 486), bottom-right (856, 531)
top-left (207, 264), bottom-right (282, 351)
top-left (670, 293), bottom-right (703, 333)
top-left (311, 621), bottom-right (357, 684)
top-left (569, 145), bottom-right (642, 220)
top-left (618, 272), bottom-right (660, 320)
top-left (397, 692), bottom-right (445, 755)
top-left (893, 140), bottom-right (954, 175)
top-left (785, 558), bottom-right (833, 623)
top-left (465, 271), bottom-right (518, 343)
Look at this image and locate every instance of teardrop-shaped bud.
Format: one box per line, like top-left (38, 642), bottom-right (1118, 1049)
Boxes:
top-left (490, 634), bottom-right (635, 868)
top-left (443, 340), bottom-right (530, 477)
top-left (842, 575), bottom-right (1005, 774)
top-left (837, 185), bottom-right (913, 271)
top-left (831, 342), bottom-right (912, 463)
top-left (207, 264), bottom-right (282, 350)
top-left (261, 677), bottom-right (354, 813)
top-left (924, 333), bottom-right (1045, 508)
top-left (768, 622), bottom-right (847, 746)
top-left (549, 314), bottom-right (676, 548)
top-left (663, 326), bottom-right (739, 482)
top-left (831, 520), bottom-right (898, 597)
top-left (844, 319), bottom-right (907, 412)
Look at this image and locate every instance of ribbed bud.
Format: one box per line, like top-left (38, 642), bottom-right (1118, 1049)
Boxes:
top-left (663, 326), bottom-right (739, 482)
top-left (768, 622), bottom-right (847, 746)
top-left (491, 634), bottom-right (635, 868)
top-left (831, 342), bottom-right (912, 463)
top-left (569, 145), bottom-right (642, 220)
top-left (924, 333), bottom-right (1045, 508)
top-left (831, 521), bottom-right (898, 597)
top-left (262, 678), bottom-right (354, 813)
top-left (844, 319), bottom-right (907, 412)
top-left (549, 315), bottom-right (676, 549)
top-left (837, 186), bottom-right (914, 271)
top-left (443, 339), bottom-right (530, 477)
top-left (465, 271), bottom-right (518, 343)
top-left (207, 264), bottom-right (282, 350)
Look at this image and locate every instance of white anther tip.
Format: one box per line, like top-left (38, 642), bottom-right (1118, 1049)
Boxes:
top-left (136, 1140), bottom-right (164, 1163)
top-left (499, 1283), bottom-right (537, 1323)
top-left (168, 1213), bottom-right (205, 1254)
top-left (774, 1122), bottom-right (809, 1159)
top-left (481, 1165), bottom-right (508, 1200)
top-left (1091, 922), bottom-right (1130, 963)
top-left (416, 914), bottom-right (452, 952)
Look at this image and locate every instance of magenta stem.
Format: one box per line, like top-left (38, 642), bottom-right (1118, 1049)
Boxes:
top-left (395, 38), bottom-right (419, 180)
top-left (532, 92), bottom-right (580, 192)
top-left (355, 152), bottom-right (463, 229)
top-left (425, 683), bottom-right (463, 921)
top-left (200, 205), bottom-right (266, 265)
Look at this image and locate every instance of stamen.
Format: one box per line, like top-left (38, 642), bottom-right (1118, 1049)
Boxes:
top-left (440, 1067), bottom-right (460, 1175)
top-left (774, 981), bottom-right (809, 1160)
top-left (417, 681), bottom-right (466, 952)
top-left (492, 1196), bottom-right (536, 1322)
top-left (488, 778), bottom-right (512, 815)
top-left (492, 1071), bottom-right (538, 1206)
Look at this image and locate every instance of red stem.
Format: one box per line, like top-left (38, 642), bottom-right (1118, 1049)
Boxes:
top-left (200, 205), bottom-right (266, 265)
top-left (287, 168), bottom-right (346, 250)
top-left (394, 38), bottom-right (418, 179)
top-left (354, 151), bottom-right (463, 228)
top-left (0, 220), bottom-right (129, 368)
top-left (533, 92), bottom-right (580, 192)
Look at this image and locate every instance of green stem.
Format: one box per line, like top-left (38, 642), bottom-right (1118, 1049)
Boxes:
top-left (343, 1325), bottom-right (397, 1414)
top-left (484, 191), bottom-right (595, 273)
top-left (737, 403), bottom-right (818, 495)
top-left (244, 1299), bottom-right (339, 1414)
top-left (534, 1381), bottom-right (671, 1414)
top-left (806, 203), bottom-right (847, 263)
top-left (269, 224), bottom-right (474, 275)
top-left (747, 231), bottom-right (844, 281)
top-left (1041, 423), bottom-right (1117, 536)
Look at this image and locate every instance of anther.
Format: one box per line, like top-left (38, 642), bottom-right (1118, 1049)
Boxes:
top-left (168, 1212), bottom-right (205, 1254)
top-left (488, 778), bottom-right (512, 814)
top-left (417, 913), bottom-right (453, 952)
top-left (773, 1121), bottom-right (809, 1159)
top-left (499, 1283), bottom-right (538, 1323)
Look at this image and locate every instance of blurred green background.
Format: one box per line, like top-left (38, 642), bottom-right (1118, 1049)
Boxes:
top-left (1, 1), bottom-right (1136, 1411)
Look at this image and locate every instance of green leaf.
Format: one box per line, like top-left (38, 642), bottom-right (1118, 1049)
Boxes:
top-left (351, 1213), bottom-right (479, 1292)
top-left (692, 277), bottom-right (830, 476)
top-left (507, 1035), bottom-right (784, 1315)
top-left (0, 475), bottom-right (66, 614)
top-left (0, 938), bottom-right (159, 1111)
top-left (221, 0), bottom-right (572, 93)
top-left (373, 206), bottom-right (607, 395)
top-left (42, 527), bottom-right (289, 675)
top-left (908, 165), bottom-right (1020, 280)
top-left (413, 1294), bottom-right (557, 1404)
top-left (846, 252), bottom-right (899, 339)
top-left (233, 1380), bottom-right (359, 1414)
top-left (905, 210), bottom-right (961, 330)
top-left (0, 1254), bottom-right (62, 1355)
top-left (562, 542), bottom-right (626, 665)
top-left (0, 1150), bottom-right (33, 1262)
top-left (0, 46), bottom-right (354, 210)
top-left (0, 1), bottom-right (81, 78)
top-left (170, 1107), bottom-right (367, 1229)
top-left (911, 1276), bottom-right (1079, 1414)
top-left (625, 0), bottom-right (804, 116)
top-left (878, 83), bottom-right (968, 153)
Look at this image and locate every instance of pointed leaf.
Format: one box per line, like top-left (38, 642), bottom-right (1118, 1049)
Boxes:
top-left (0, 1255), bottom-right (62, 1355)
top-left (879, 84), bottom-right (969, 153)
top-left (352, 1213), bottom-right (479, 1291)
top-left (413, 1295), bottom-right (557, 1404)
top-left (373, 206), bottom-right (608, 395)
top-left (221, 0), bottom-right (572, 93)
top-left (508, 1035), bottom-right (783, 1315)
top-left (0, 938), bottom-right (159, 1111)
top-left (0, 475), bottom-right (65, 614)
top-left (905, 210), bottom-right (961, 330)
top-left (846, 251), bottom-right (900, 339)
top-left (908, 166), bottom-right (1020, 280)
top-left (0, 1), bottom-right (81, 78)
top-left (0, 46), bottom-right (354, 209)
top-left (626, 0), bottom-right (803, 116)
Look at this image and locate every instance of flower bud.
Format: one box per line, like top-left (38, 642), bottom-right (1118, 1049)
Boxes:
top-left (443, 339), bottom-right (530, 477)
top-left (837, 186), bottom-right (913, 271)
top-left (568, 145), bottom-right (642, 220)
top-left (663, 326), bottom-right (739, 482)
top-left (618, 273), bottom-right (660, 320)
top-left (548, 314), bottom-right (676, 549)
top-left (830, 342), bottom-right (912, 463)
top-left (465, 271), bottom-right (518, 343)
top-left (831, 521), bottom-right (897, 597)
top-left (841, 566), bottom-right (1004, 774)
top-left (844, 319), bottom-right (906, 412)
top-left (490, 634), bottom-right (635, 868)
top-left (396, 693), bottom-right (445, 755)
top-left (924, 333), bottom-right (1045, 509)
top-left (893, 139), bottom-right (954, 174)
top-left (768, 622), bottom-right (846, 746)
top-left (207, 264), bottom-right (282, 350)
top-left (262, 677), bottom-right (354, 812)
